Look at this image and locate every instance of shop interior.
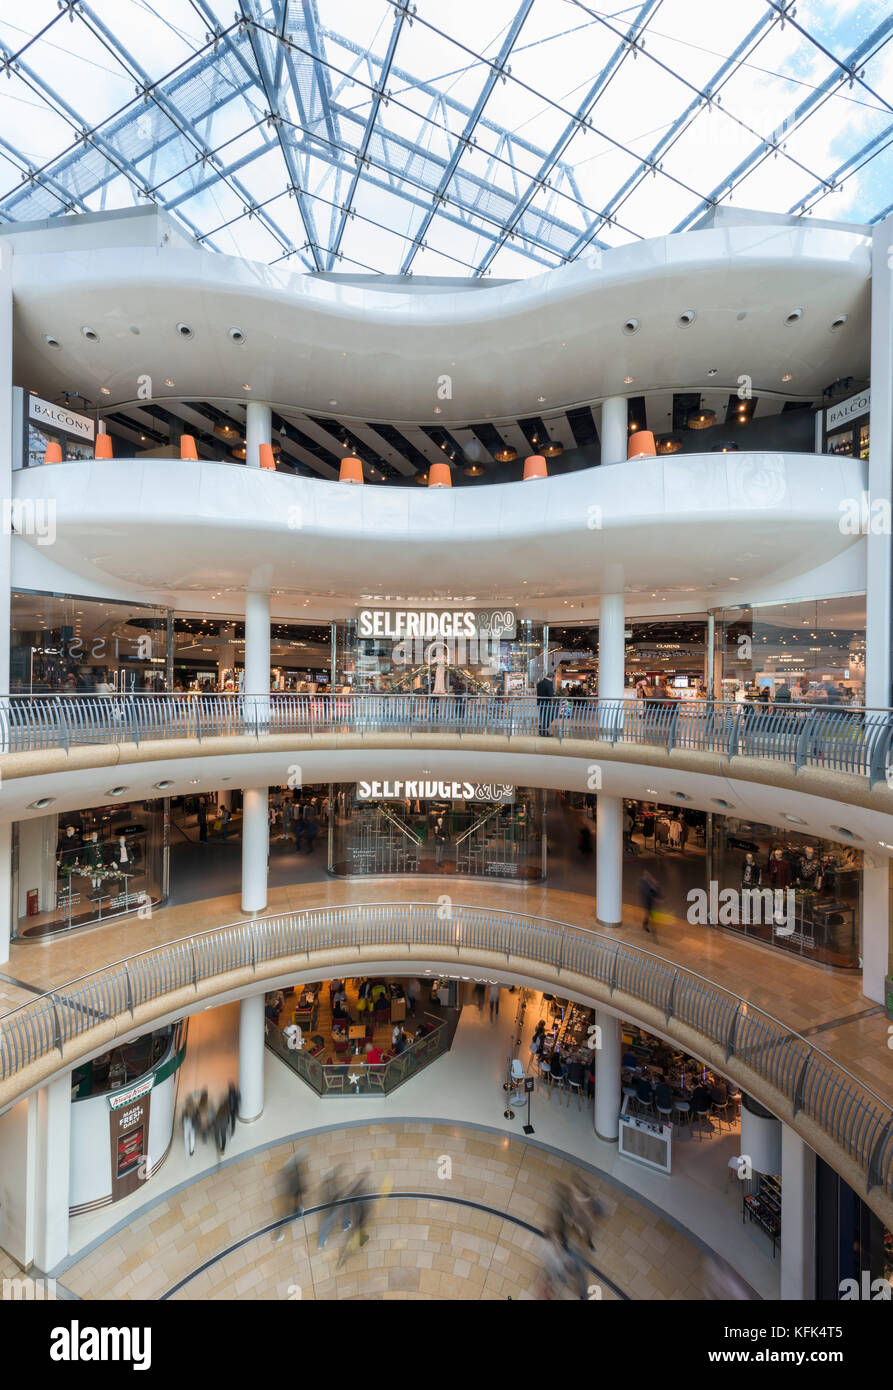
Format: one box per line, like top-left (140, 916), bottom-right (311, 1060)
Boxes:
top-left (10, 591), bottom-right (168, 693)
top-left (332, 617), bottom-right (544, 695)
top-left (172, 618), bottom-right (331, 692)
top-left (71, 1023), bottom-right (182, 1099)
top-left (14, 799), bottom-right (166, 940)
top-left (329, 784), bottom-right (545, 879)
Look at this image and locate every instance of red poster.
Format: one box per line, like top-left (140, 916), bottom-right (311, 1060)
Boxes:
top-left (116, 1125), bottom-right (144, 1178)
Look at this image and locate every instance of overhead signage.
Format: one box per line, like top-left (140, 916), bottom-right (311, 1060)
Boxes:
top-left (357, 780), bottom-right (514, 803)
top-left (28, 394), bottom-right (95, 441)
top-left (107, 1076), bottom-right (153, 1110)
top-left (826, 389), bottom-right (870, 431)
top-left (357, 609), bottom-right (516, 640)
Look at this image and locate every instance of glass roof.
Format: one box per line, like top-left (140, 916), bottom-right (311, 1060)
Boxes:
top-left (1, 0), bottom-right (891, 278)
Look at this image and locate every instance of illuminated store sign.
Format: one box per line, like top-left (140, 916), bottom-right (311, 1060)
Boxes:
top-left (28, 394), bottom-right (95, 441)
top-left (357, 609), bottom-right (516, 640)
top-left (357, 780), bottom-right (514, 802)
top-left (826, 389), bottom-right (870, 430)
top-left (107, 1076), bottom-right (153, 1110)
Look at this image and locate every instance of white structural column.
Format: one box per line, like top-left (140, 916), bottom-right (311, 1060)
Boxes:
top-left (596, 591), bottom-right (625, 929)
top-left (245, 400), bottom-right (272, 470)
top-left (593, 1011), bottom-right (621, 1141)
top-left (241, 786), bottom-right (268, 914)
top-left (600, 396), bottom-right (627, 467)
top-left (34, 1072), bottom-right (71, 1270)
top-left (239, 992), bottom-right (266, 1123)
top-left (861, 858), bottom-right (889, 1005)
top-left (0, 821), bottom-right (11, 965)
top-left (242, 589), bottom-right (271, 914)
top-left (780, 1124), bottom-right (816, 1300)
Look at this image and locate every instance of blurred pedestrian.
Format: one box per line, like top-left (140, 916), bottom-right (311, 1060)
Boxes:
top-left (317, 1167), bottom-right (347, 1250)
top-left (639, 869), bottom-right (661, 935)
top-left (213, 1099), bottom-right (229, 1156)
top-left (488, 982), bottom-right (500, 1023)
top-left (227, 1080), bottom-right (240, 1137)
top-left (181, 1096), bottom-right (196, 1158)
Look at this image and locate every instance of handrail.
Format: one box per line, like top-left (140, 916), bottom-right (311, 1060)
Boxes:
top-left (0, 901), bottom-right (890, 1205)
top-left (0, 693), bottom-right (890, 785)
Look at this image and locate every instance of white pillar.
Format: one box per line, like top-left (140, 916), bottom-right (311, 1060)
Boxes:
top-left (34, 1072), bottom-right (70, 1270)
top-left (600, 395), bottom-right (628, 467)
top-left (239, 992), bottom-right (265, 1123)
top-left (597, 592), bottom-right (625, 928)
top-left (861, 858), bottom-right (889, 1005)
top-left (241, 786), bottom-right (268, 914)
top-left (245, 400), bottom-right (272, 470)
top-left (866, 215), bottom-right (893, 708)
top-left (780, 1124), bottom-right (816, 1301)
top-left (0, 821), bottom-right (11, 965)
top-left (244, 589), bottom-right (270, 732)
top-left (0, 237), bottom-right (12, 696)
top-left (594, 1011), bottom-right (621, 1141)
top-left (16, 814), bottom-right (56, 918)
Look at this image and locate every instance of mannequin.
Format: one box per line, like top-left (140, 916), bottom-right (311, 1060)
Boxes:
top-left (741, 853), bottom-right (761, 890)
top-left (767, 848), bottom-right (792, 891)
top-left (57, 824), bottom-right (79, 861)
top-left (83, 831), bottom-right (105, 889)
top-left (797, 844), bottom-right (822, 890)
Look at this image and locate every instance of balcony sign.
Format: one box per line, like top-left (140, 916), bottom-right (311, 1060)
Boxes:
top-left (28, 393), bottom-right (95, 441)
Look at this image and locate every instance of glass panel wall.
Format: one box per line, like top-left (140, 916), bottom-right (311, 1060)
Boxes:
top-left (10, 591), bottom-right (169, 693)
top-left (13, 798), bottom-right (167, 940)
top-left (172, 617), bottom-right (331, 692)
top-left (330, 783), bottom-right (545, 880)
top-left (332, 616), bottom-right (544, 695)
top-left (710, 816), bottom-right (861, 968)
top-left (718, 597), bottom-right (866, 705)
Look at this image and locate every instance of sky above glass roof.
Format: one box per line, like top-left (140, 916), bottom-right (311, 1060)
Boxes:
top-left (1, 0), bottom-right (891, 278)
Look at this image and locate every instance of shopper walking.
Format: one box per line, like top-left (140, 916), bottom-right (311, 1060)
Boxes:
top-left (639, 869), bottom-right (661, 935)
top-left (219, 804), bottom-right (231, 841)
top-left (317, 1167), bottom-right (347, 1249)
top-left (197, 799), bottom-right (207, 845)
top-left (213, 1100), bottom-right (229, 1156)
top-left (406, 978), bottom-right (421, 1018)
top-left (181, 1097), bottom-right (196, 1157)
top-left (488, 982), bottom-right (500, 1023)
top-left (227, 1080), bottom-right (240, 1137)
top-left (536, 672), bottom-right (555, 736)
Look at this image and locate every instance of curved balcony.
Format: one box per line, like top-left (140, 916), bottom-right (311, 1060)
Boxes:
top-left (2, 697), bottom-right (892, 839)
top-left (11, 451), bottom-right (866, 597)
top-left (1, 902), bottom-right (890, 1229)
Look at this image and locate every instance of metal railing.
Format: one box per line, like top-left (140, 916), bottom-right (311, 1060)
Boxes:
top-left (2, 692), bottom-right (892, 785)
top-left (0, 902), bottom-right (890, 1203)
top-left (266, 1016), bottom-right (450, 1097)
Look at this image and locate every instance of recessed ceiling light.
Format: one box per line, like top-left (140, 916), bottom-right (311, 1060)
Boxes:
top-left (242, 383), bottom-right (252, 391)
top-left (164, 378), bottom-right (174, 387)
top-left (783, 813), bottom-right (807, 825)
top-left (830, 314), bottom-right (848, 331)
top-left (329, 399), bottom-right (338, 406)
top-left (43, 334), bottom-right (61, 350)
top-left (105, 786), bottom-right (128, 797)
top-left (622, 318), bottom-right (639, 335)
top-left (28, 797), bottom-right (55, 810)
top-left (728, 577), bottom-right (739, 582)
top-left (623, 376), bottom-right (634, 385)
top-left (677, 310), bottom-right (696, 327)
top-left (81, 326), bottom-right (99, 342)
top-left (646, 788), bottom-right (658, 795)
top-left (154, 780), bottom-right (173, 790)
top-left (781, 373), bottom-right (793, 382)
top-left (784, 308), bottom-right (803, 325)
top-left (100, 386), bottom-right (111, 395)
top-left (189, 779), bottom-right (201, 784)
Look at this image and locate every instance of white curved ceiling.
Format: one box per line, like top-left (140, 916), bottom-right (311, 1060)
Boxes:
top-left (12, 451), bottom-right (866, 606)
top-left (10, 220), bottom-right (870, 425)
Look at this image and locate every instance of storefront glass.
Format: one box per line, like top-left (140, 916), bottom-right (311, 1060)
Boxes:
top-left (172, 617), bottom-right (331, 692)
top-left (719, 597), bottom-right (866, 705)
top-left (10, 591), bottom-right (169, 693)
top-left (329, 782), bottom-right (545, 880)
top-left (710, 816), bottom-right (861, 968)
top-left (13, 798), bottom-right (168, 939)
top-left (332, 613), bottom-right (544, 695)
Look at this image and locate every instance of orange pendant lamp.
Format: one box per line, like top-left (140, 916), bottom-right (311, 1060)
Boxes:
top-left (44, 440), bottom-right (63, 464)
top-left (522, 453), bottom-right (548, 481)
top-left (179, 434), bottom-right (198, 460)
top-left (339, 456), bottom-right (364, 484)
top-left (428, 462), bottom-right (452, 488)
top-left (627, 430), bottom-right (656, 460)
top-left (94, 433), bottom-right (113, 460)
top-left (258, 442), bottom-right (276, 471)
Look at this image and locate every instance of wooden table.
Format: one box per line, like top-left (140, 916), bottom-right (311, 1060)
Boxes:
top-left (349, 1024), bottom-right (366, 1042)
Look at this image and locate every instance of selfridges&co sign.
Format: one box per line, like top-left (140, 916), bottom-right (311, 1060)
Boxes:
top-left (357, 781), bottom-right (514, 803)
top-left (357, 608), bottom-right (516, 672)
top-left (357, 609), bottom-right (516, 639)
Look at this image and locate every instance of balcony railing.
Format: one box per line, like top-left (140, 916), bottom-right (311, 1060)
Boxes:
top-left (0, 902), bottom-right (890, 1207)
top-left (2, 693), bottom-right (891, 785)
top-left (266, 1016), bottom-right (451, 1097)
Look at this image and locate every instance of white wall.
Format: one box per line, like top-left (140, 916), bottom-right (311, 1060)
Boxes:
top-left (0, 1096), bottom-right (37, 1266)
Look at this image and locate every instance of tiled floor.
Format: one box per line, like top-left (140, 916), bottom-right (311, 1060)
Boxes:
top-left (62, 988), bottom-right (775, 1299)
top-left (6, 873), bottom-right (889, 1104)
top-left (57, 1122), bottom-right (751, 1302)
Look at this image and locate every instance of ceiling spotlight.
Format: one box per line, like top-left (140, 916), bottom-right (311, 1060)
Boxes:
top-left (781, 373), bottom-right (793, 382)
top-left (43, 334), bottom-right (61, 350)
top-left (623, 375), bottom-right (634, 385)
top-left (784, 308), bottom-right (803, 325)
top-left (677, 310), bottom-right (696, 327)
top-left (154, 780), bottom-right (173, 790)
top-left (622, 317), bottom-right (640, 335)
top-left (228, 327), bottom-right (245, 343)
top-left (830, 314), bottom-right (848, 331)
top-left (105, 786), bottom-right (128, 797)
top-left (81, 326), bottom-right (100, 342)
top-left (242, 383), bottom-right (252, 391)
top-left (706, 368), bottom-right (717, 376)
top-left (28, 797), bottom-right (55, 810)
top-left (100, 386), bottom-right (111, 395)
top-left (164, 378), bottom-right (174, 387)
top-left (176, 322), bottom-right (194, 339)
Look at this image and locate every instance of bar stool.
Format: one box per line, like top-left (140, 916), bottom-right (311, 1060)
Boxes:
top-left (673, 1099), bottom-right (691, 1135)
top-left (656, 1101), bottom-right (674, 1129)
top-left (622, 1084), bottom-right (638, 1116)
top-left (539, 1059), bottom-right (553, 1097)
top-left (692, 1105), bottom-right (712, 1141)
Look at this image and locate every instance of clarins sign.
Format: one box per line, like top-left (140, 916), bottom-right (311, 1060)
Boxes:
top-left (357, 609), bottom-right (516, 640)
top-left (28, 394), bottom-right (95, 441)
top-left (826, 389), bottom-right (870, 431)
